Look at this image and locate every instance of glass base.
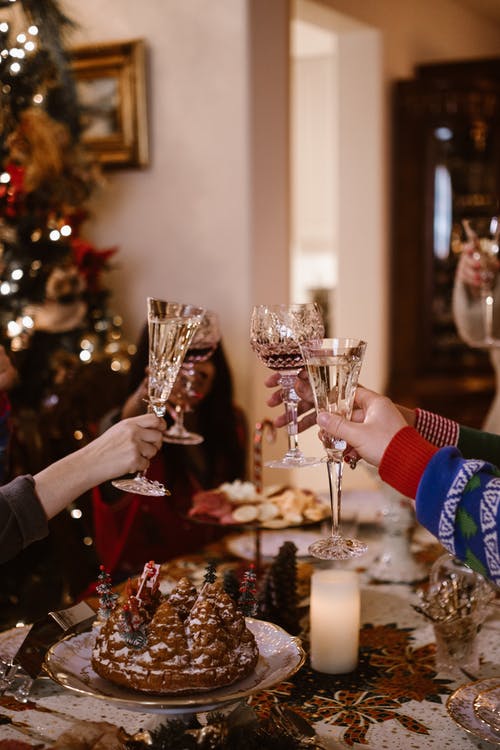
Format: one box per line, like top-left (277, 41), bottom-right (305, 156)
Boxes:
top-left (163, 430), bottom-right (204, 446)
top-left (308, 534), bottom-right (368, 561)
top-left (111, 475), bottom-right (170, 497)
top-left (265, 454), bottom-right (323, 469)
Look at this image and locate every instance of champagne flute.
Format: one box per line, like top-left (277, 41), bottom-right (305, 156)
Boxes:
top-left (250, 302), bottom-right (325, 469)
top-left (164, 310), bottom-right (221, 445)
top-left (300, 337), bottom-right (367, 560)
top-left (112, 298), bottom-right (205, 495)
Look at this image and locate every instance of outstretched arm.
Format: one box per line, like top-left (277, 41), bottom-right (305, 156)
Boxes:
top-left (34, 413), bottom-right (166, 519)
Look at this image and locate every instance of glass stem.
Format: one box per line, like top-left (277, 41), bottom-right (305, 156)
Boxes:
top-left (174, 403), bottom-right (185, 430)
top-left (279, 371), bottom-right (300, 454)
top-left (326, 458), bottom-right (342, 538)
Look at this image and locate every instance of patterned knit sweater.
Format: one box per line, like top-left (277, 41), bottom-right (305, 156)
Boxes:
top-left (379, 411), bottom-right (500, 587)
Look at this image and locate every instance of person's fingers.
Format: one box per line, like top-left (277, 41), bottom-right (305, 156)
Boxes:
top-left (264, 372), bottom-right (281, 387)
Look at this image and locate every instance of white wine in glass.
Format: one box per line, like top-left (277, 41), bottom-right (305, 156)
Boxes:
top-left (300, 337), bottom-right (367, 560)
top-left (164, 310), bottom-right (220, 445)
top-left (112, 298), bottom-right (205, 496)
top-left (250, 302), bottom-right (325, 469)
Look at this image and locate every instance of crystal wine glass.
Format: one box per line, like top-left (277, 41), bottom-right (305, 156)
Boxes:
top-left (300, 337), bottom-right (367, 560)
top-left (112, 298), bottom-right (205, 495)
top-left (250, 302), bottom-right (325, 469)
top-left (164, 310), bottom-right (221, 445)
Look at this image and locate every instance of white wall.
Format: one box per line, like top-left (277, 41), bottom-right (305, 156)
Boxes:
top-left (63, 0), bottom-right (254, 411)
top-left (60, 0), bottom-right (500, 488)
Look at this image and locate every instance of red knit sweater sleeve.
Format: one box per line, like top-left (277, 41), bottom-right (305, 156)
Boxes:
top-left (379, 426), bottom-right (439, 499)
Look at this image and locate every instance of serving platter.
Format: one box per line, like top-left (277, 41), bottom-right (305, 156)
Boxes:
top-left (44, 618), bottom-right (305, 715)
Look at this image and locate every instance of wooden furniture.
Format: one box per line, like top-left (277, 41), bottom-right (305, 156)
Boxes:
top-left (389, 58), bottom-right (500, 426)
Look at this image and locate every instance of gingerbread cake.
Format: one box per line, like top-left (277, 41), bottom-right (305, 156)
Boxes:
top-left (91, 562), bottom-right (259, 694)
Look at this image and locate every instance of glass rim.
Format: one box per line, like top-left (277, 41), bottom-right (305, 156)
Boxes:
top-left (299, 337), bottom-right (367, 352)
top-left (251, 302), bottom-right (321, 312)
top-left (147, 298), bottom-right (205, 318)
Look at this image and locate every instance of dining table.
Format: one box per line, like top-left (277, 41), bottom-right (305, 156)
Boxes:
top-left (0, 487), bottom-right (499, 749)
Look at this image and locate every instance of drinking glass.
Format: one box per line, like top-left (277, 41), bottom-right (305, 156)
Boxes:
top-left (164, 310), bottom-right (220, 445)
top-left (250, 303), bottom-right (325, 469)
top-left (455, 215), bottom-right (500, 346)
top-left (112, 298), bottom-right (205, 495)
top-left (300, 337), bottom-right (367, 560)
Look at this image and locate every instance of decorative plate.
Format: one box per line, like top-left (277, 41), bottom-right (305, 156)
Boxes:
top-left (44, 618), bottom-right (305, 715)
top-left (474, 682), bottom-right (500, 732)
top-left (447, 678), bottom-right (500, 745)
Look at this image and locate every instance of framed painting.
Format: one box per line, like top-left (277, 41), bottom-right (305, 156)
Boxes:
top-left (70, 39), bottom-right (149, 168)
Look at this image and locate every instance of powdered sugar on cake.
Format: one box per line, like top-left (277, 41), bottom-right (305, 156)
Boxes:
top-left (91, 562), bottom-right (259, 694)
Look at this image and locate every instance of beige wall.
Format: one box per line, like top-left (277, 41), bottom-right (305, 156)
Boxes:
top-left (62, 0), bottom-right (500, 486)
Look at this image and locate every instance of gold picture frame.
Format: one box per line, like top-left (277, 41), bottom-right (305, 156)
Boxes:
top-left (70, 39), bottom-right (149, 169)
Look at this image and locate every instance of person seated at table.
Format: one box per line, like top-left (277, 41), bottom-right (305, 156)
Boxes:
top-left (92, 329), bottom-right (248, 581)
top-left (0, 412), bottom-right (166, 565)
top-left (0, 344), bottom-right (19, 484)
top-left (266, 371), bottom-right (500, 587)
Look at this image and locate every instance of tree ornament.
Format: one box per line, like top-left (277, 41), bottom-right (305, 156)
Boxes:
top-left (95, 565), bottom-right (117, 620)
top-left (203, 558), bottom-right (217, 585)
top-left (238, 564), bottom-right (258, 617)
top-left (257, 541), bottom-right (300, 635)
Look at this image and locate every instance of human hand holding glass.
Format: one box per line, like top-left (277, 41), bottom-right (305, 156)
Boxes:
top-left (250, 303), bottom-right (325, 468)
top-left (112, 298), bottom-right (205, 495)
top-left (300, 337), bottom-right (367, 560)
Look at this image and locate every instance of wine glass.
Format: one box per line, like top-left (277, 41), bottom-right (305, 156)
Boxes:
top-left (250, 303), bottom-right (325, 469)
top-left (454, 214), bottom-right (500, 347)
top-left (299, 337), bottom-right (367, 560)
top-left (112, 298), bottom-right (205, 495)
top-left (164, 310), bottom-right (221, 445)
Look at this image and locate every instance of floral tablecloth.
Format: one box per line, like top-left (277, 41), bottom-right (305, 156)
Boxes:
top-left (0, 524), bottom-right (499, 748)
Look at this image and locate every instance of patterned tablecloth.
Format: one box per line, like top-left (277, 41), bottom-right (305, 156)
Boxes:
top-left (0, 520), bottom-right (499, 749)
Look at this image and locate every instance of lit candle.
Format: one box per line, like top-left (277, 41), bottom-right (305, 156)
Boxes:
top-left (309, 569), bottom-right (360, 674)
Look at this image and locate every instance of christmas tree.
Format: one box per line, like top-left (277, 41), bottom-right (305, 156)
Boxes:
top-left (0, 0), bottom-right (131, 470)
top-left (0, 1), bottom-right (132, 628)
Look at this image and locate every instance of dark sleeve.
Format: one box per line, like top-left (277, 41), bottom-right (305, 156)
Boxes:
top-left (0, 475), bottom-right (49, 563)
top-left (458, 425), bottom-right (500, 465)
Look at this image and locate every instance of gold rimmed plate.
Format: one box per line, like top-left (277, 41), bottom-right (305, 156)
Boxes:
top-left (447, 678), bottom-right (500, 745)
top-left (44, 618), bottom-right (305, 715)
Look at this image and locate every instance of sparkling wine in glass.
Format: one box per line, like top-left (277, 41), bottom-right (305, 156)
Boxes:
top-left (112, 298), bottom-right (205, 496)
top-left (164, 310), bottom-right (220, 445)
top-left (250, 303), bottom-right (325, 469)
top-left (300, 337), bottom-right (367, 560)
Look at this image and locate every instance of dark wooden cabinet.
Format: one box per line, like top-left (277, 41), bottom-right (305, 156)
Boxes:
top-left (389, 59), bottom-right (500, 427)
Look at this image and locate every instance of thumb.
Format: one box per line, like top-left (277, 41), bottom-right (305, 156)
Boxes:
top-left (317, 411), bottom-right (358, 445)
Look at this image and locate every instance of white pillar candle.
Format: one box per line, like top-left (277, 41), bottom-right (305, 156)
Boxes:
top-left (310, 569), bottom-right (360, 674)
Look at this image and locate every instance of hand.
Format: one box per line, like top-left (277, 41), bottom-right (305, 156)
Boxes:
top-left (456, 243), bottom-right (484, 287)
top-left (33, 413), bottom-right (167, 520)
top-left (265, 369), bottom-right (317, 432)
top-left (316, 386), bottom-right (406, 467)
top-left (90, 413), bottom-right (166, 479)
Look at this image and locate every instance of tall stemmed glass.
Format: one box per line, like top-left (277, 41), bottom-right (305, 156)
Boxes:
top-left (112, 298), bottom-right (205, 496)
top-left (250, 303), bottom-right (325, 469)
top-left (164, 310), bottom-right (221, 445)
top-left (300, 337), bottom-right (367, 560)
